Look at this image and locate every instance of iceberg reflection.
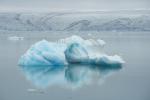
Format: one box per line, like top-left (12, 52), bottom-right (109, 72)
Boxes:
top-left (20, 64), bottom-right (122, 89)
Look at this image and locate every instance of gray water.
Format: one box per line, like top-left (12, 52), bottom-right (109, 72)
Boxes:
top-left (0, 31), bottom-right (150, 100)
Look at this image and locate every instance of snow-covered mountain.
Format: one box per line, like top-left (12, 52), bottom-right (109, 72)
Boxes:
top-left (0, 11), bottom-right (150, 31)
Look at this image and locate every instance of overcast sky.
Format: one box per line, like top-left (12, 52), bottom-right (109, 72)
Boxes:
top-left (0, 0), bottom-right (149, 12)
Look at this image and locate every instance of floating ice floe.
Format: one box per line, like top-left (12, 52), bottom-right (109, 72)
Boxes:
top-left (18, 35), bottom-right (124, 66)
top-left (8, 36), bottom-right (24, 41)
top-left (27, 88), bottom-right (44, 94)
top-left (97, 39), bottom-right (106, 46)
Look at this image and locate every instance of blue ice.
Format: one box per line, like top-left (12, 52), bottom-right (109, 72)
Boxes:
top-left (18, 35), bottom-right (124, 66)
top-left (18, 40), bottom-right (67, 66)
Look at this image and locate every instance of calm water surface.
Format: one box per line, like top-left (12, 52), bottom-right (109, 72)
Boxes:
top-left (0, 31), bottom-right (150, 100)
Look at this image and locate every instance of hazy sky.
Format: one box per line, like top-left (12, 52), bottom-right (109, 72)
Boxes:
top-left (0, 0), bottom-right (149, 12)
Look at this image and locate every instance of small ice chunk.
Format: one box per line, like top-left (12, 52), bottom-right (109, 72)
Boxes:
top-left (88, 33), bottom-right (92, 36)
top-left (27, 88), bottom-right (44, 94)
top-left (97, 39), bottom-right (106, 46)
top-left (8, 36), bottom-right (24, 41)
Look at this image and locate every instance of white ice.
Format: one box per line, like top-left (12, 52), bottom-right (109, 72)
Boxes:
top-left (8, 36), bottom-right (24, 41)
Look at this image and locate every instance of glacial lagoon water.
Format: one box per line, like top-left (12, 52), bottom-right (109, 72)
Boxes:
top-left (0, 31), bottom-right (150, 100)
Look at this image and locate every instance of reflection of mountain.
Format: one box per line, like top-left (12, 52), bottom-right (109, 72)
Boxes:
top-left (20, 64), bottom-right (122, 89)
top-left (0, 12), bottom-right (150, 31)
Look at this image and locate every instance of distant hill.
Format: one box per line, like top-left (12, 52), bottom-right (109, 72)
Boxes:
top-left (0, 11), bottom-right (150, 31)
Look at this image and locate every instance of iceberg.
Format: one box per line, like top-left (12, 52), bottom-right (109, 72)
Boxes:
top-left (19, 35), bottom-right (124, 66)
